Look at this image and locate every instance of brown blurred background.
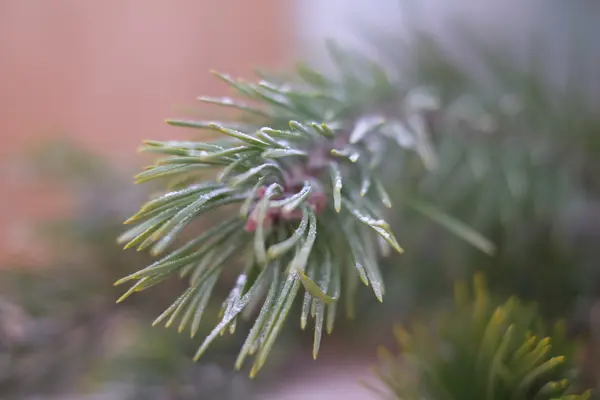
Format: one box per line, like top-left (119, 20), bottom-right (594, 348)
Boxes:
top-left (0, 0), bottom-right (292, 261)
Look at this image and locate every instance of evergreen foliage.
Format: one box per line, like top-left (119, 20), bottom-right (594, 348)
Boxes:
top-left (372, 274), bottom-right (592, 400)
top-left (3, 11), bottom-right (599, 397)
top-left (116, 42), bottom-right (493, 376)
top-left (363, 30), bottom-right (600, 321)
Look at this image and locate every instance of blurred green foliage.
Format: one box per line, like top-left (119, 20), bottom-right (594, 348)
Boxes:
top-left (0, 141), bottom-right (266, 399)
top-left (373, 274), bottom-right (591, 399)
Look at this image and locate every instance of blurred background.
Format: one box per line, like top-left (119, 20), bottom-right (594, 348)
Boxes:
top-left (2, 1), bottom-right (600, 399)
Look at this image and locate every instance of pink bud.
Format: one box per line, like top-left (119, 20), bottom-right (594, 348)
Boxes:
top-left (308, 191), bottom-right (328, 214)
top-left (256, 186), bottom-right (267, 198)
top-left (245, 218), bottom-right (258, 232)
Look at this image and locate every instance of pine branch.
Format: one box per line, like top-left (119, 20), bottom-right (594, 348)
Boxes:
top-left (371, 273), bottom-right (592, 400)
top-left (116, 43), bottom-right (493, 376)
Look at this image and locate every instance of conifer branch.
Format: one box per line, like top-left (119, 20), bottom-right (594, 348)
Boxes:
top-left (371, 274), bottom-right (592, 399)
top-left (117, 43), bottom-right (493, 375)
